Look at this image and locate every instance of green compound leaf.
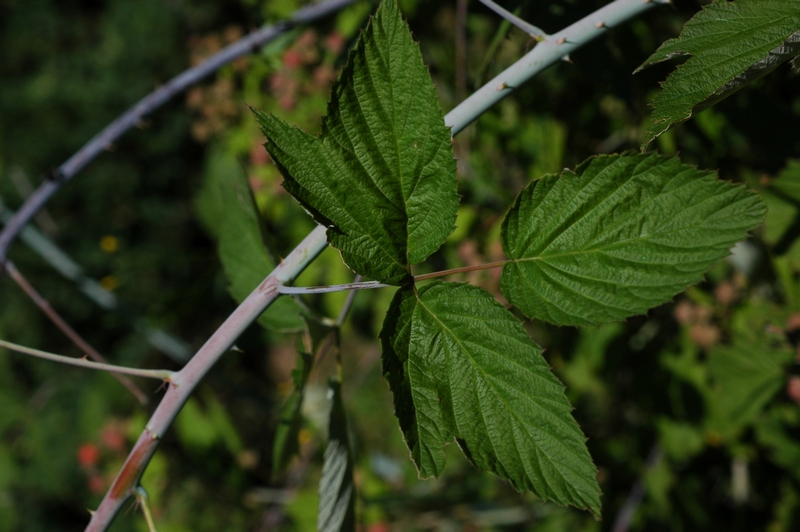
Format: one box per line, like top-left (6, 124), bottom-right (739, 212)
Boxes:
top-left (501, 153), bottom-right (766, 327)
top-left (637, 0), bottom-right (800, 149)
top-left (380, 281), bottom-right (600, 515)
top-left (202, 150), bottom-right (304, 332)
top-left (255, 0), bottom-right (458, 285)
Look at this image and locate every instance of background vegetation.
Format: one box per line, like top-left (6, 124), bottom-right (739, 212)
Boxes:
top-left (1, 0), bottom-right (799, 530)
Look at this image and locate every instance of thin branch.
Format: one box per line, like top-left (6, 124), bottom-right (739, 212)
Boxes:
top-left (455, 0), bottom-right (469, 103)
top-left (315, 274), bottom-right (364, 367)
top-left (4, 260), bottom-right (151, 404)
top-left (8, 167), bottom-right (59, 236)
top-left (477, 0), bottom-right (547, 39)
top-left (0, 339), bottom-right (174, 381)
top-left (611, 445), bottom-right (663, 532)
top-left (336, 276), bottom-right (362, 328)
top-left (447, 0), bottom-right (670, 136)
top-left (0, 0), bottom-right (362, 262)
top-left (278, 280), bottom-right (389, 295)
top-left (0, 198), bottom-right (191, 362)
top-left (88, 0), bottom-right (670, 527)
top-left (134, 487), bottom-right (158, 532)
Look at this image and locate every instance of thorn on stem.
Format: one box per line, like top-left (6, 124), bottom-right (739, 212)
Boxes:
top-left (556, 37), bottom-right (567, 45)
top-left (596, 21), bottom-right (606, 29)
top-left (497, 82), bottom-right (508, 91)
top-left (145, 426), bottom-right (160, 441)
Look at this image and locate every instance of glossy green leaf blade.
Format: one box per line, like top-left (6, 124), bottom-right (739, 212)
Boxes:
top-left (380, 281), bottom-right (600, 515)
top-left (637, 0), bottom-right (800, 148)
top-left (198, 149), bottom-right (304, 332)
top-left (255, 0), bottom-right (458, 285)
top-left (501, 153), bottom-right (766, 327)
top-left (318, 379), bottom-right (356, 532)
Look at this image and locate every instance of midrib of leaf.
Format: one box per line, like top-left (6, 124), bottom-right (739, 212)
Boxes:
top-left (522, 173), bottom-right (741, 262)
top-left (413, 239), bottom-right (709, 281)
top-left (515, 215), bottom-right (732, 266)
top-left (324, 127), bottom-right (412, 276)
top-left (358, 14), bottom-right (430, 262)
top-left (520, 162), bottom-right (623, 255)
top-left (377, 10), bottom-right (455, 266)
top-left (501, 153), bottom-right (766, 326)
top-left (349, 50), bottom-right (405, 212)
top-left (290, 130), bottom-right (410, 275)
top-left (414, 292), bottom-right (592, 490)
top-left (528, 159), bottom-right (693, 257)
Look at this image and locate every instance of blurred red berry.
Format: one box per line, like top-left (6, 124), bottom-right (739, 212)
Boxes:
top-left (714, 282), bottom-right (736, 305)
top-left (88, 474), bottom-right (107, 495)
top-left (690, 324), bottom-right (721, 349)
top-left (77, 443), bottom-right (100, 469)
top-left (673, 300), bottom-right (695, 325)
top-left (101, 427), bottom-right (126, 453)
top-left (788, 376), bottom-right (800, 404)
top-left (326, 32), bottom-right (345, 55)
top-left (283, 49), bottom-right (303, 69)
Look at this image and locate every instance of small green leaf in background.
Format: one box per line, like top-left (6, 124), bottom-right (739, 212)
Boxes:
top-left (174, 391), bottom-right (243, 456)
top-left (380, 281), bottom-right (600, 515)
top-left (755, 406), bottom-right (800, 482)
top-left (560, 323), bottom-right (622, 401)
top-left (769, 160), bottom-right (800, 203)
top-left (217, 170), bottom-right (305, 332)
top-left (637, 0), bottom-right (800, 149)
top-left (255, 0), bottom-right (458, 285)
top-left (197, 147), bottom-right (305, 332)
top-left (272, 351), bottom-right (313, 481)
top-left (501, 153), bottom-right (766, 327)
top-left (706, 340), bottom-right (794, 441)
top-left (318, 379), bottom-right (355, 532)
top-left (656, 419), bottom-right (704, 463)
top-left (762, 160), bottom-right (800, 268)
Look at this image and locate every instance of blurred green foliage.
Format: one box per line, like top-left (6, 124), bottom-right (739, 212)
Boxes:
top-left (1, 0), bottom-right (800, 530)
